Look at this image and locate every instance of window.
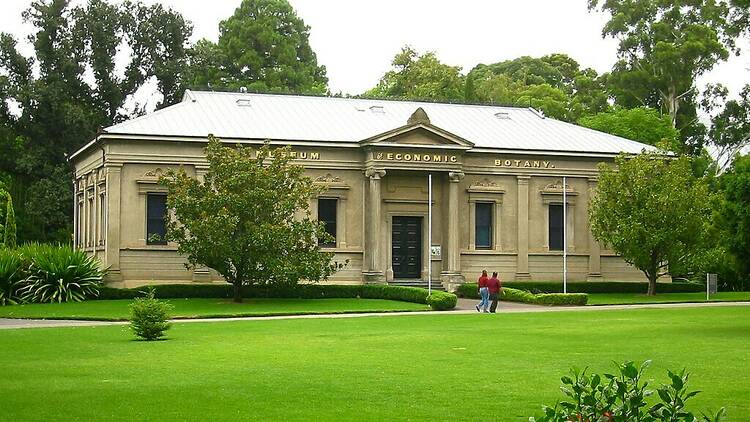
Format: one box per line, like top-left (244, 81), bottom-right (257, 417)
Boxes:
top-left (88, 196), bottom-right (94, 247)
top-left (475, 202), bottom-right (493, 249)
top-left (147, 194), bottom-right (167, 245)
top-left (317, 198), bottom-right (337, 247)
top-left (99, 193), bottom-right (106, 245)
top-left (549, 204), bottom-right (564, 251)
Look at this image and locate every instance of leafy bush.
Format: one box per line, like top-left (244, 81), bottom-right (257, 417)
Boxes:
top-left (129, 288), bottom-right (173, 341)
top-left (98, 283), bottom-right (458, 310)
top-left (17, 244), bottom-right (105, 303)
top-left (427, 291), bottom-right (457, 310)
top-left (0, 248), bottom-right (25, 305)
top-left (457, 281), bottom-right (703, 297)
top-left (530, 360), bottom-right (726, 422)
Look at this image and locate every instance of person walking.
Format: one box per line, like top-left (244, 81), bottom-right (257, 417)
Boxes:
top-left (487, 272), bottom-right (502, 313)
top-left (476, 270), bottom-right (490, 313)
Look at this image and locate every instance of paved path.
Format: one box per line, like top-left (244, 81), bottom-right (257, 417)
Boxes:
top-left (2, 300), bottom-right (749, 330)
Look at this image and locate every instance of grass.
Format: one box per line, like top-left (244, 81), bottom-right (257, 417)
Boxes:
top-left (587, 291), bottom-right (750, 305)
top-left (0, 298), bottom-right (429, 320)
top-left (1, 306), bottom-right (749, 421)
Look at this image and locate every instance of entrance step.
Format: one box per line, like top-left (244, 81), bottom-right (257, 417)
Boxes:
top-left (388, 280), bottom-right (446, 291)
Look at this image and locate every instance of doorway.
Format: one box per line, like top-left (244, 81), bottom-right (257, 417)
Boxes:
top-left (391, 216), bottom-right (422, 279)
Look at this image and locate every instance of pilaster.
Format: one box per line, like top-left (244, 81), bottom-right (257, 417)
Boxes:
top-left (441, 171), bottom-right (465, 289)
top-left (515, 175), bottom-right (531, 280)
top-left (586, 177), bottom-right (603, 281)
top-left (362, 168), bottom-right (386, 283)
top-left (105, 165), bottom-right (123, 283)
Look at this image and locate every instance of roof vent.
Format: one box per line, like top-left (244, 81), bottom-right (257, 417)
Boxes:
top-left (494, 111), bottom-right (511, 120)
top-left (369, 105), bottom-right (385, 114)
top-left (239, 86), bottom-right (248, 93)
top-left (236, 99), bottom-right (252, 107)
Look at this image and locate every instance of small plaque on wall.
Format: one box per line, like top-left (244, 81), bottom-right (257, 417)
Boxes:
top-left (430, 245), bottom-right (441, 258)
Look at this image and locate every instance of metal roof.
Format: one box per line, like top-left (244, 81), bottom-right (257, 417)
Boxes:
top-left (103, 90), bottom-right (654, 155)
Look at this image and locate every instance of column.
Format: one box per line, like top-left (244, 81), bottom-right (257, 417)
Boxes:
top-left (337, 197), bottom-right (347, 248)
top-left (193, 165), bottom-right (213, 282)
top-left (105, 165), bottom-right (122, 283)
top-left (362, 168), bottom-right (386, 283)
top-left (515, 176), bottom-right (531, 280)
top-left (441, 171), bottom-right (465, 288)
top-left (587, 177), bottom-right (603, 280)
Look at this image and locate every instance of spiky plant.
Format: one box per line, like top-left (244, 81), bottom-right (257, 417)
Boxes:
top-left (0, 248), bottom-right (25, 305)
top-left (18, 244), bottom-right (105, 303)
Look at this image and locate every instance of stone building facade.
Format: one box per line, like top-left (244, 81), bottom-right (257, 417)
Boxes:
top-left (71, 91), bottom-right (650, 289)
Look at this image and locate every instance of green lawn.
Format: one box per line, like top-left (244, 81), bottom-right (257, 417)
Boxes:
top-left (0, 298), bottom-right (429, 320)
top-left (1, 306), bottom-right (748, 421)
top-left (587, 291), bottom-right (750, 305)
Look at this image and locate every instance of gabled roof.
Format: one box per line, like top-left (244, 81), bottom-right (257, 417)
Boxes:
top-left (101, 90), bottom-right (655, 156)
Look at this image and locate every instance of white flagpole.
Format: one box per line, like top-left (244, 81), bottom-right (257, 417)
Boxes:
top-left (563, 176), bottom-right (567, 294)
top-left (428, 173), bottom-right (432, 295)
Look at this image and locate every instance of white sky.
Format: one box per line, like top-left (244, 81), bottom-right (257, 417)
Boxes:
top-left (1, 0), bottom-right (748, 99)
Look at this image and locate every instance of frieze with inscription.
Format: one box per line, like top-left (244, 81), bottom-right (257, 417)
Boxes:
top-left (374, 152), bottom-right (458, 163)
top-left (494, 159), bottom-right (555, 168)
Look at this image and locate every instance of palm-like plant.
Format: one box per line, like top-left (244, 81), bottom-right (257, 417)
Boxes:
top-left (18, 244), bottom-right (105, 303)
top-left (0, 249), bottom-right (25, 305)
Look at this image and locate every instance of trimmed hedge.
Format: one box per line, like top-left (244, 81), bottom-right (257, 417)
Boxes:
top-left (99, 284), bottom-right (458, 310)
top-left (427, 291), bottom-right (458, 310)
top-left (456, 281), bottom-right (703, 297)
top-left (457, 285), bottom-right (588, 306)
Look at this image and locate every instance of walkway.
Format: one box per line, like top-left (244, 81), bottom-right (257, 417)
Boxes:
top-left (2, 300), bottom-right (749, 330)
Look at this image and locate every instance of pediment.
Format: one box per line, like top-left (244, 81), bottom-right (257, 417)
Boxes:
top-left (360, 123), bottom-right (474, 149)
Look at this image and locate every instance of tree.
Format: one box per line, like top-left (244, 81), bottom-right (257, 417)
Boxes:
top-left (160, 136), bottom-right (342, 303)
top-left (0, 0), bottom-right (191, 243)
top-left (364, 46), bottom-right (465, 101)
top-left (716, 154), bottom-right (750, 283)
top-left (465, 54), bottom-right (609, 122)
top-left (704, 84), bottom-right (750, 170)
top-left (578, 107), bottom-right (680, 150)
top-left (183, 0), bottom-right (327, 94)
top-left (589, 152), bottom-right (712, 295)
top-left (3, 192), bottom-right (17, 249)
top-left (589, 0), bottom-right (747, 154)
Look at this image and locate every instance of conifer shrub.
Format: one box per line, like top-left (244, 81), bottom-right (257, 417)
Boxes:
top-left (129, 288), bottom-right (172, 341)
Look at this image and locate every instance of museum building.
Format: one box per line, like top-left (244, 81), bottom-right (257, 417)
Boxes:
top-left (70, 90), bottom-right (654, 289)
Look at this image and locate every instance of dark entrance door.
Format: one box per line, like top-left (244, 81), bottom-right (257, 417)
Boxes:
top-left (392, 216), bottom-right (422, 279)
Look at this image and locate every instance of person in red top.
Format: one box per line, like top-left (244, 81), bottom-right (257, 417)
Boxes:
top-left (476, 270), bottom-right (490, 312)
top-left (487, 272), bottom-right (502, 313)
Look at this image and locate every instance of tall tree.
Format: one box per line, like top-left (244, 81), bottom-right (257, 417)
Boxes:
top-left (160, 136), bottom-right (343, 303)
top-left (465, 54), bottom-right (609, 122)
top-left (578, 107), bottom-right (680, 150)
top-left (183, 0), bottom-right (327, 94)
top-left (589, 152), bottom-right (713, 295)
top-left (716, 153), bottom-right (750, 286)
top-left (704, 84), bottom-right (750, 169)
top-left (364, 46), bottom-right (465, 101)
top-left (0, 0), bottom-right (191, 243)
top-left (589, 0), bottom-right (747, 154)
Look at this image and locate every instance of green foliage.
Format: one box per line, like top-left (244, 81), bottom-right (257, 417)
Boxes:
top-left (426, 291), bottom-right (457, 310)
top-left (531, 360), bottom-right (726, 422)
top-left (98, 283), bottom-right (457, 309)
top-left (129, 288), bottom-right (172, 341)
top-left (590, 152), bottom-right (713, 295)
top-left (0, 248), bottom-right (25, 305)
top-left (465, 54), bottom-right (609, 122)
top-left (715, 154), bottom-right (750, 285)
top-left (455, 284), bottom-right (587, 306)
top-left (706, 84), bottom-right (750, 169)
top-left (160, 136), bottom-right (344, 303)
top-left (16, 243), bottom-right (105, 303)
top-left (183, 0), bottom-right (327, 94)
top-left (364, 46), bottom-right (465, 101)
top-left (2, 191), bottom-right (17, 248)
top-left (588, 0), bottom-right (747, 154)
top-left (578, 107), bottom-right (681, 150)
top-left (457, 282), bottom-right (703, 298)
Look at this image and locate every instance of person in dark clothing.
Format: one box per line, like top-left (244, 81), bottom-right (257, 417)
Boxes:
top-left (487, 272), bottom-right (502, 313)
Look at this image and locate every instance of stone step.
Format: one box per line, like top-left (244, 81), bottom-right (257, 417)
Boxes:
top-left (388, 281), bottom-right (446, 291)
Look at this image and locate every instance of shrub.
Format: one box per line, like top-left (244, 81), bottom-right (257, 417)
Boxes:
top-left (17, 244), bottom-right (105, 303)
top-left (458, 285), bottom-right (588, 306)
top-left (129, 288), bottom-right (173, 341)
top-left (457, 281), bottom-right (703, 297)
top-left (530, 360), bottom-right (726, 422)
top-left (98, 283), bottom-right (458, 310)
top-left (427, 291), bottom-right (457, 310)
top-left (0, 248), bottom-right (25, 305)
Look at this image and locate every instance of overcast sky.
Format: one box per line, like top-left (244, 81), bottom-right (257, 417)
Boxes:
top-left (1, 0), bottom-right (748, 98)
